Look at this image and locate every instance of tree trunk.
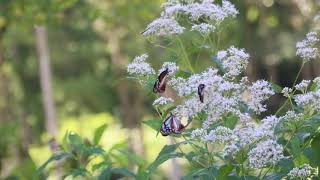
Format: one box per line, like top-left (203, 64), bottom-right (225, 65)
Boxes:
top-left (34, 25), bottom-right (58, 137)
top-left (104, 29), bottom-right (145, 158)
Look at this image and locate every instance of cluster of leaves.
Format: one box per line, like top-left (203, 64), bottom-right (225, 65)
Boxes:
top-left (36, 124), bottom-right (141, 179)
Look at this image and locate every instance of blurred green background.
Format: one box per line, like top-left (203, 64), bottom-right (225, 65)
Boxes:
top-left (0, 0), bottom-right (320, 179)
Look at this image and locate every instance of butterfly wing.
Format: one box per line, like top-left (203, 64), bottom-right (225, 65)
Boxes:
top-left (153, 68), bottom-right (169, 93)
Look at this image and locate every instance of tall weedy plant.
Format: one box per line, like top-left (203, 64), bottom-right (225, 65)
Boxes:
top-left (128, 0), bottom-right (320, 179)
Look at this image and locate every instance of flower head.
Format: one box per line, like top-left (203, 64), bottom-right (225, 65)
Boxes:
top-left (287, 164), bottom-right (318, 179)
top-left (142, 17), bottom-right (185, 36)
top-left (248, 139), bottom-right (285, 168)
top-left (217, 46), bottom-right (250, 78)
top-left (159, 62), bottom-right (179, 75)
top-left (191, 23), bottom-right (215, 35)
top-left (247, 80), bottom-right (275, 113)
top-left (296, 31), bottom-right (319, 61)
top-left (153, 97), bottom-right (174, 106)
top-left (127, 54), bottom-right (155, 76)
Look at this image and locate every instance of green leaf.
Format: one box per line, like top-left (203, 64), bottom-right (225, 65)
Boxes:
top-left (263, 173), bottom-right (286, 180)
top-left (143, 119), bottom-right (162, 131)
top-left (84, 147), bottom-right (105, 157)
top-left (176, 70), bottom-right (192, 78)
top-left (110, 168), bottom-right (136, 178)
top-left (68, 168), bottom-right (88, 178)
top-left (224, 114), bottom-right (239, 129)
top-left (36, 152), bottom-right (72, 175)
top-left (146, 143), bottom-right (184, 174)
top-left (270, 82), bottom-right (283, 93)
top-left (162, 105), bottom-right (177, 119)
top-left (183, 167), bottom-right (218, 180)
top-left (93, 124), bottom-right (108, 145)
top-left (278, 159), bottom-right (294, 173)
top-left (218, 164), bottom-right (234, 179)
top-left (117, 149), bottom-right (145, 166)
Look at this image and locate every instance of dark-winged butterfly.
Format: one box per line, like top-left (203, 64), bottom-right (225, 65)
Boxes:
top-left (153, 68), bottom-right (169, 93)
top-left (198, 84), bottom-right (205, 103)
top-left (160, 113), bottom-right (189, 136)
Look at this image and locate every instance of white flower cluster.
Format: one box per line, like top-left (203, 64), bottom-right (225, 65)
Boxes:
top-left (142, 17), bottom-right (185, 36)
top-left (247, 80), bottom-right (275, 113)
top-left (295, 80), bottom-right (311, 93)
top-left (191, 23), bottom-right (215, 35)
top-left (294, 90), bottom-right (320, 111)
top-left (158, 62), bottom-right (179, 75)
top-left (281, 87), bottom-right (293, 98)
top-left (280, 110), bottom-right (303, 122)
top-left (287, 164), bottom-right (318, 179)
top-left (127, 54), bottom-right (155, 76)
top-left (248, 139), bottom-right (285, 168)
top-left (313, 76), bottom-right (320, 85)
top-left (203, 126), bottom-right (235, 143)
top-left (143, 0), bottom-right (238, 36)
top-left (296, 31), bottom-right (319, 61)
top-left (153, 97), bottom-right (174, 106)
top-left (217, 46), bottom-right (250, 78)
top-left (183, 0), bottom-right (238, 22)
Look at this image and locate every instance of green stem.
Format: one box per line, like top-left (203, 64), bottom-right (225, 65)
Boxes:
top-left (261, 165), bottom-right (273, 179)
top-left (177, 37), bottom-right (194, 73)
top-left (276, 62), bottom-right (305, 115)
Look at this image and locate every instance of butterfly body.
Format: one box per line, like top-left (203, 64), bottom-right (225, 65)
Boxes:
top-left (198, 84), bottom-right (205, 103)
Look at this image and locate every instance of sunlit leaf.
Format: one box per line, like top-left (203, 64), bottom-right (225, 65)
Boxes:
top-left (93, 124), bottom-right (108, 145)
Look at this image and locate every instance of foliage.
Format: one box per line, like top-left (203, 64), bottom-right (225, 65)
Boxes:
top-left (126, 0), bottom-right (320, 179)
top-left (36, 124), bottom-right (140, 179)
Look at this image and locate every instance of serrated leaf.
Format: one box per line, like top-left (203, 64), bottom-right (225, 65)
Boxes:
top-left (110, 168), bottom-right (136, 178)
top-left (263, 173), bottom-right (286, 180)
top-left (84, 146), bottom-right (105, 157)
top-left (146, 143), bottom-right (184, 174)
top-left (218, 164), bottom-right (234, 179)
top-left (93, 124), bottom-right (107, 145)
top-left (36, 152), bottom-right (72, 175)
top-left (143, 119), bottom-right (162, 131)
top-left (270, 82), bottom-right (283, 93)
top-left (68, 168), bottom-right (88, 178)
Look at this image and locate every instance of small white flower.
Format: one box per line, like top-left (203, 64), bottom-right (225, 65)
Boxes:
top-left (280, 110), bottom-right (303, 122)
top-left (287, 164), bottom-right (318, 179)
top-left (158, 62), bottom-right (179, 75)
top-left (184, 0), bottom-right (238, 23)
top-left (296, 31), bottom-right (319, 61)
top-left (248, 139), bottom-right (285, 169)
top-left (247, 80), bottom-right (275, 113)
top-left (281, 87), bottom-right (293, 97)
top-left (217, 46), bottom-right (250, 78)
top-left (152, 97), bottom-right (174, 106)
top-left (294, 90), bottom-right (320, 111)
top-left (142, 17), bottom-right (185, 36)
top-left (203, 126), bottom-right (235, 143)
top-left (191, 128), bottom-right (207, 139)
top-left (256, 116), bottom-right (280, 138)
top-left (191, 23), bottom-right (215, 35)
top-left (127, 54), bottom-right (155, 76)
top-left (313, 77), bottom-right (320, 85)
top-left (295, 80), bottom-right (311, 92)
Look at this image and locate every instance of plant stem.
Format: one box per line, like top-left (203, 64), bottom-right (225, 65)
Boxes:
top-left (276, 62), bottom-right (305, 115)
top-left (177, 37), bottom-right (194, 73)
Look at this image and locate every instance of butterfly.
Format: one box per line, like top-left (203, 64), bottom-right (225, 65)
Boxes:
top-left (153, 68), bottom-right (169, 93)
top-left (160, 113), bottom-right (190, 136)
top-left (198, 84), bottom-right (205, 103)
